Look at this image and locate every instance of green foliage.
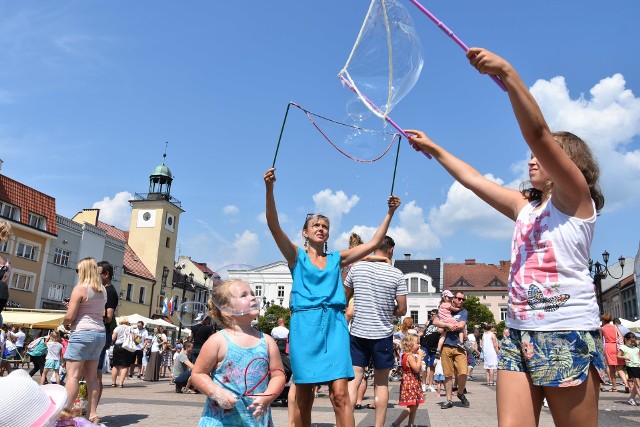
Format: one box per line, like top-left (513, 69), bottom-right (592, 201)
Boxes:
top-left (461, 296), bottom-right (495, 330)
top-left (256, 304), bottom-right (290, 333)
top-left (496, 320), bottom-right (506, 338)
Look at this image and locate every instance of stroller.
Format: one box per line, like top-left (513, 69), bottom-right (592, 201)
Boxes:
top-left (273, 338), bottom-right (292, 405)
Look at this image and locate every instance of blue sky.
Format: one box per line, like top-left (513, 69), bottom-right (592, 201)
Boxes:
top-left (1, 1), bottom-right (639, 274)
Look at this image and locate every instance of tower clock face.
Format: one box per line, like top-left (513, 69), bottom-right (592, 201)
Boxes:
top-left (136, 210), bottom-right (156, 228)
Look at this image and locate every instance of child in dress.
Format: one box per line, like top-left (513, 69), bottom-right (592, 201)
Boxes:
top-left (619, 332), bottom-right (640, 406)
top-left (191, 279), bottom-right (285, 427)
top-left (433, 357), bottom-right (445, 397)
top-left (41, 331), bottom-right (63, 386)
top-left (391, 334), bottom-right (425, 427)
top-left (434, 290), bottom-right (464, 358)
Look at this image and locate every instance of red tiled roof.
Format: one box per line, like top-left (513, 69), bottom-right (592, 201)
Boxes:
top-left (97, 221), bottom-right (155, 281)
top-left (192, 260), bottom-right (215, 277)
top-left (444, 260), bottom-right (511, 291)
top-left (0, 174), bottom-right (57, 235)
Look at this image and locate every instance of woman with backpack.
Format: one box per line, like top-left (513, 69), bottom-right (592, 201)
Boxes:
top-left (27, 331), bottom-right (48, 378)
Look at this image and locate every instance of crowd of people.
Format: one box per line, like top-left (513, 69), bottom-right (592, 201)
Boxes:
top-left (0, 42), bottom-right (632, 426)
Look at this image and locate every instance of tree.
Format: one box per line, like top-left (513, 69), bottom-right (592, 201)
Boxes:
top-left (256, 304), bottom-right (290, 333)
top-left (462, 296), bottom-right (495, 330)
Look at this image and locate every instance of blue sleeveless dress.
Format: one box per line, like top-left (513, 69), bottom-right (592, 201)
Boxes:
top-left (289, 249), bottom-right (354, 384)
top-left (198, 331), bottom-right (274, 427)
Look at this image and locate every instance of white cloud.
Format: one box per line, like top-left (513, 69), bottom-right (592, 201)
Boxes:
top-left (231, 230), bottom-right (260, 264)
top-left (257, 211), bottom-right (287, 225)
top-left (312, 189), bottom-right (360, 232)
top-left (531, 73), bottom-right (640, 211)
top-left (223, 205), bottom-right (239, 215)
top-left (92, 191), bottom-right (132, 229)
top-left (335, 200), bottom-right (441, 254)
top-left (428, 176), bottom-right (515, 240)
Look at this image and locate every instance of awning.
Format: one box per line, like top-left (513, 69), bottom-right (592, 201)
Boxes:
top-left (117, 313), bottom-right (176, 330)
top-left (2, 309), bottom-right (66, 329)
top-left (620, 318), bottom-right (640, 333)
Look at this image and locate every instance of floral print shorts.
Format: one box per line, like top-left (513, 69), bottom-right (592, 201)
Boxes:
top-left (498, 329), bottom-right (606, 387)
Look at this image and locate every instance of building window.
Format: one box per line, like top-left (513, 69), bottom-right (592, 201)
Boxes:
top-left (47, 283), bottom-right (66, 301)
top-left (166, 237), bottom-right (170, 248)
top-left (139, 286), bottom-right (146, 304)
top-left (126, 283), bottom-right (133, 301)
top-left (482, 295), bottom-right (487, 299)
top-left (420, 278), bottom-right (429, 292)
top-left (53, 248), bottom-right (71, 267)
top-left (254, 285), bottom-right (263, 297)
top-left (11, 272), bottom-right (34, 292)
top-left (29, 212), bottom-right (47, 231)
top-left (410, 277), bottom-right (419, 292)
top-left (16, 242), bottom-right (37, 261)
top-left (500, 307), bottom-right (508, 321)
top-left (0, 240), bottom-right (8, 253)
top-left (501, 295), bottom-right (506, 299)
top-left (410, 310), bottom-right (419, 325)
top-left (0, 202), bottom-right (20, 220)
top-left (277, 285), bottom-right (285, 298)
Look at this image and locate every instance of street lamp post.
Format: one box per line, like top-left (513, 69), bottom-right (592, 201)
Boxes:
top-left (589, 250), bottom-right (626, 315)
top-left (174, 266), bottom-right (194, 340)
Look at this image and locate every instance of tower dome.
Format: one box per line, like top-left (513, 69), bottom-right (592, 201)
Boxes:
top-left (148, 152), bottom-right (173, 199)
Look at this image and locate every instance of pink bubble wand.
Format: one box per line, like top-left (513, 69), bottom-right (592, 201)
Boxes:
top-left (406, 0), bottom-right (507, 92)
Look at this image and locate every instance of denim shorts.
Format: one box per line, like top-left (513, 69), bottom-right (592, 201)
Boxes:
top-left (498, 328), bottom-right (606, 387)
top-left (66, 330), bottom-right (106, 361)
top-left (44, 359), bottom-right (60, 370)
top-left (350, 334), bottom-right (395, 370)
top-left (422, 347), bottom-right (436, 367)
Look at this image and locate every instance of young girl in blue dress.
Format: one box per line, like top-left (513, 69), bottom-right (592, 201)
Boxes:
top-left (264, 167), bottom-right (400, 427)
top-left (191, 279), bottom-right (286, 427)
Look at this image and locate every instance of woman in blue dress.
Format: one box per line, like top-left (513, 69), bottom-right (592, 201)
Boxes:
top-left (264, 167), bottom-right (400, 427)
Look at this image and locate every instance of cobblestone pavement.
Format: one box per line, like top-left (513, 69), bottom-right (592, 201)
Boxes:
top-left (27, 367), bottom-right (640, 426)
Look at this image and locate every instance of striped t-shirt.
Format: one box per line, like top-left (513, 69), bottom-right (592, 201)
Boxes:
top-left (344, 261), bottom-right (407, 339)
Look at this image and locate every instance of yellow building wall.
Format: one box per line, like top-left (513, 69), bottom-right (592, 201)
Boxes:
top-left (4, 228), bottom-right (50, 309)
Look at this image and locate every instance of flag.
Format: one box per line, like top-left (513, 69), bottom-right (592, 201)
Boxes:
top-left (162, 297), bottom-right (168, 315)
top-left (168, 299), bottom-right (174, 316)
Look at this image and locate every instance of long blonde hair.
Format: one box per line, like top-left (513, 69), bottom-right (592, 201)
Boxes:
top-left (210, 279), bottom-right (246, 329)
top-left (0, 220), bottom-right (12, 242)
top-left (77, 257), bottom-right (103, 293)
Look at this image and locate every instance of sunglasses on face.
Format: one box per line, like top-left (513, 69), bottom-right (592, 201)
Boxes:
top-left (453, 297), bottom-right (465, 301)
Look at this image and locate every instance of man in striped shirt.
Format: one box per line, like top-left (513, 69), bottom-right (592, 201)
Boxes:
top-left (344, 235), bottom-right (407, 427)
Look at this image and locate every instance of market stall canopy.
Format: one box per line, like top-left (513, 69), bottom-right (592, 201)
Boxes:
top-left (2, 309), bottom-right (66, 329)
top-left (620, 318), bottom-right (640, 332)
top-left (116, 313), bottom-right (176, 330)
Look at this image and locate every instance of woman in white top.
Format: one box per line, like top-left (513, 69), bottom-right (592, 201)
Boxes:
top-left (143, 326), bottom-right (167, 381)
top-left (111, 317), bottom-right (134, 388)
top-left (62, 257), bottom-right (106, 424)
top-left (481, 324), bottom-right (499, 386)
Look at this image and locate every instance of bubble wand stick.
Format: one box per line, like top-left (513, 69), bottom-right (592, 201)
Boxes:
top-left (405, 0), bottom-right (507, 91)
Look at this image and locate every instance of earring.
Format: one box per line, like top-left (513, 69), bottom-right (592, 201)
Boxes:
top-left (324, 242), bottom-right (328, 253)
top-left (304, 238), bottom-right (308, 251)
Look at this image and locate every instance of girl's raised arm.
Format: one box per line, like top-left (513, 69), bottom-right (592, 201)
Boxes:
top-left (341, 195), bottom-right (401, 267)
top-left (467, 48), bottom-right (592, 217)
top-left (407, 130), bottom-right (526, 221)
top-left (264, 168), bottom-right (298, 267)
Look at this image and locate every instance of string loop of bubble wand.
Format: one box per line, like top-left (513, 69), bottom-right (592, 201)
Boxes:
top-left (338, 74), bottom-right (431, 160)
top-left (406, 0), bottom-right (507, 92)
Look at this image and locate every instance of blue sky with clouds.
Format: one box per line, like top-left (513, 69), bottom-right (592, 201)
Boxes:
top-left (1, 1), bottom-right (639, 273)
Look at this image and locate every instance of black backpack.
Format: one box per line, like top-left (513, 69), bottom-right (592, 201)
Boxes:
top-left (420, 321), bottom-right (440, 352)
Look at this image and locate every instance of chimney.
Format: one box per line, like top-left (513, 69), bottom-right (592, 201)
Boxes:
top-left (404, 253), bottom-right (411, 260)
top-left (465, 259), bottom-right (476, 265)
top-left (500, 260), bottom-right (510, 269)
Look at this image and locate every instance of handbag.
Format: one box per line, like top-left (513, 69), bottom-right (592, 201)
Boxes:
top-left (121, 329), bottom-right (137, 352)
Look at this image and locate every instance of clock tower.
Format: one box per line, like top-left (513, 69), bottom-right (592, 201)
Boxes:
top-left (128, 152), bottom-right (184, 314)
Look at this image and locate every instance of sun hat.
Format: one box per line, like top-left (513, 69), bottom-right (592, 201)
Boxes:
top-left (441, 290), bottom-right (454, 298)
top-left (0, 369), bottom-right (67, 427)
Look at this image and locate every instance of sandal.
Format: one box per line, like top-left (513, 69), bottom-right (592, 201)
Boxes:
top-left (118, 384), bottom-right (125, 388)
top-left (89, 415), bottom-right (101, 424)
top-left (354, 404), bottom-right (363, 410)
top-left (111, 384), bottom-right (117, 388)
top-left (366, 403), bottom-right (376, 409)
